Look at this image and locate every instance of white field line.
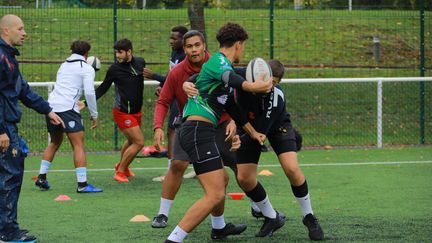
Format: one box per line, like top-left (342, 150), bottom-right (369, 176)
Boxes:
top-left (23, 160), bottom-right (432, 173)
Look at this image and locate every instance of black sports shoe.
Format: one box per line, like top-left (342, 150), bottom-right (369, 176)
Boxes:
top-left (303, 213), bottom-right (324, 241)
top-left (211, 222), bottom-right (247, 240)
top-left (255, 211), bottom-right (286, 237)
top-left (35, 177), bottom-right (50, 190)
top-left (0, 229), bottom-right (37, 242)
top-left (151, 214), bottom-right (168, 228)
top-left (251, 207), bottom-right (264, 219)
top-left (164, 240), bottom-right (177, 243)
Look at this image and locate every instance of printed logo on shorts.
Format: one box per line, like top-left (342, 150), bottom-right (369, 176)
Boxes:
top-left (68, 121), bottom-right (76, 128)
top-left (125, 119), bottom-right (132, 127)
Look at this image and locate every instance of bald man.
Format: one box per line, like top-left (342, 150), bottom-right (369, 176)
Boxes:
top-left (0, 14), bottom-right (63, 242)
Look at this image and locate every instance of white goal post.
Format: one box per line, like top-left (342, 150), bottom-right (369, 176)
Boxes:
top-left (29, 77), bottom-right (431, 149)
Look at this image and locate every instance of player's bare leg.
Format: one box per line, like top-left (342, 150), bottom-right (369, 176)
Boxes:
top-left (67, 131), bottom-right (102, 193)
top-left (36, 132), bottom-right (63, 190)
top-left (114, 126), bottom-right (144, 182)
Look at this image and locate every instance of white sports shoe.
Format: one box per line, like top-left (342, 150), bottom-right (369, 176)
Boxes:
top-left (152, 175), bottom-right (165, 182)
top-left (183, 170), bottom-right (196, 179)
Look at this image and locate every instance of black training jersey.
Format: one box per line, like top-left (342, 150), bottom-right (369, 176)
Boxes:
top-left (236, 85), bottom-right (291, 135)
top-left (96, 57), bottom-right (145, 114)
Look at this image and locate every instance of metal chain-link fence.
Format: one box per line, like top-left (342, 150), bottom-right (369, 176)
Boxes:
top-left (0, 1), bottom-right (430, 152)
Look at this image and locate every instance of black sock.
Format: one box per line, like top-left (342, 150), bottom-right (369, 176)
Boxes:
top-left (245, 182), bottom-right (267, 202)
top-left (291, 180), bottom-right (308, 198)
top-left (38, 174), bottom-right (47, 180)
top-left (78, 182), bottom-right (88, 188)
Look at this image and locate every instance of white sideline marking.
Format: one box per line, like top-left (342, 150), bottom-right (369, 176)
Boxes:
top-left (24, 160), bottom-right (432, 173)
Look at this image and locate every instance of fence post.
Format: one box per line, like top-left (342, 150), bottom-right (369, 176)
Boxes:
top-left (377, 79), bottom-right (383, 148)
top-left (269, 0), bottom-right (274, 59)
top-left (419, 0), bottom-right (425, 144)
top-left (113, 0), bottom-right (119, 150)
top-left (47, 84), bottom-right (53, 146)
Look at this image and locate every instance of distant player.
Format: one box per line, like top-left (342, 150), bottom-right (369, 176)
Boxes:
top-left (235, 60), bottom-right (324, 240)
top-left (35, 40), bottom-right (102, 193)
top-left (143, 26), bottom-right (193, 182)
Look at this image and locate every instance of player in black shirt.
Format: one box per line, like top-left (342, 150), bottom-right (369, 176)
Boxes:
top-left (235, 60), bottom-right (324, 240)
top-left (143, 26), bottom-right (191, 182)
top-left (94, 38), bottom-right (146, 183)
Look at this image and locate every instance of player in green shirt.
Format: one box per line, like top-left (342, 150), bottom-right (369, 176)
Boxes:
top-left (165, 22), bottom-right (272, 243)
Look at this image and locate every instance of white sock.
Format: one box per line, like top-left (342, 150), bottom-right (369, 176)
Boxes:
top-left (167, 225), bottom-right (188, 242)
top-left (250, 198), bottom-right (261, 212)
top-left (167, 159), bottom-right (172, 168)
top-left (256, 196), bottom-right (277, 218)
top-left (211, 214), bottom-right (226, 229)
top-left (75, 167), bottom-right (87, 183)
top-left (39, 160), bottom-right (51, 174)
top-left (296, 193), bottom-right (314, 216)
top-left (158, 198), bottom-right (174, 217)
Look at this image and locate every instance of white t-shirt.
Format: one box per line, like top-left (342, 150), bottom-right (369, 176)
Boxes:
top-left (48, 53), bottom-right (98, 118)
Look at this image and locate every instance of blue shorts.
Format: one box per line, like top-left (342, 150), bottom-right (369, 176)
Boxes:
top-left (46, 110), bottom-right (84, 133)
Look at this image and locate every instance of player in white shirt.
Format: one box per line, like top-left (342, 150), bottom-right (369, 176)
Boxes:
top-left (35, 40), bottom-right (102, 193)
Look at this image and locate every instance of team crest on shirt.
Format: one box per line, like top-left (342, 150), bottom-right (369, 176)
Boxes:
top-left (125, 119), bottom-right (132, 127)
top-left (12, 148), bottom-right (18, 157)
top-left (68, 121), bottom-right (76, 128)
top-left (217, 94), bottom-right (228, 105)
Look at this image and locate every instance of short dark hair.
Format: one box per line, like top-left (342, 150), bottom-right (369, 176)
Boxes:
top-left (171, 26), bottom-right (188, 37)
top-left (216, 22), bottom-right (248, 48)
top-left (268, 59), bottom-right (285, 79)
top-left (183, 30), bottom-right (206, 45)
top-left (70, 40), bottom-right (91, 56)
top-left (114, 38), bottom-right (133, 52)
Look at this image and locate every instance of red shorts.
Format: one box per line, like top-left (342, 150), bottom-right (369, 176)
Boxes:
top-left (112, 108), bottom-right (142, 129)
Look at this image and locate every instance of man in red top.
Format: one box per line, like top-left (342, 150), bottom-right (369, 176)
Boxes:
top-left (152, 30), bottom-right (245, 240)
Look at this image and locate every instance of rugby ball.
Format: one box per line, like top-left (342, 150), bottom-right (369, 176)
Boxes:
top-left (246, 57), bottom-right (272, 83)
top-left (86, 56), bottom-right (101, 71)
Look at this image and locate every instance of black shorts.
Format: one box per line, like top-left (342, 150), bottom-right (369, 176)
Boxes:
top-left (167, 100), bottom-right (179, 130)
top-left (179, 120), bottom-right (224, 175)
top-left (46, 110), bottom-right (84, 133)
top-left (236, 121), bottom-right (302, 164)
top-left (172, 120), bottom-right (236, 167)
top-left (215, 120), bottom-right (236, 168)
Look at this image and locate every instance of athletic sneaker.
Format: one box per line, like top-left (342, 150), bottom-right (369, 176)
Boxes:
top-left (35, 178), bottom-right (50, 190)
top-left (76, 184), bottom-right (103, 193)
top-left (114, 171), bottom-right (129, 182)
top-left (183, 170), bottom-right (196, 179)
top-left (251, 207), bottom-right (264, 219)
top-left (152, 175), bottom-right (165, 182)
top-left (151, 214), bottom-right (168, 228)
top-left (0, 229), bottom-right (37, 242)
top-left (303, 213), bottom-right (324, 241)
top-left (255, 211), bottom-right (286, 237)
top-left (114, 162), bottom-right (135, 177)
top-left (211, 222), bottom-right (247, 240)
top-left (164, 240), bottom-right (177, 243)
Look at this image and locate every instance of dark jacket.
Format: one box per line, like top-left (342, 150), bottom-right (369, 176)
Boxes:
top-left (0, 38), bottom-right (51, 134)
top-left (96, 56), bottom-right (146, 114)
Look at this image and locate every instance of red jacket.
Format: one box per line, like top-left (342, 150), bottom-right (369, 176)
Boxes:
top-left (153, 52), bottom-right (210, 130)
